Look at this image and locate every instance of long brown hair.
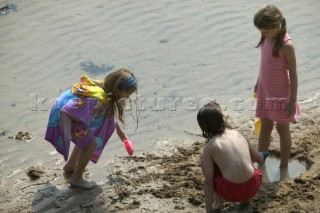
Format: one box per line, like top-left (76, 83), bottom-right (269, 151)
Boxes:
top-left (254, 4), bottom-right (287, 57)
top-left (197, 101), bottom-right (229, 141)
top-left (103, 68), bottom-right (137, 124)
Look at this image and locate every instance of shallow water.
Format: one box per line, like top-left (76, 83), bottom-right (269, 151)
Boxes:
top-left (254, 157), bottom-right (307, 183)
top-left (0, 0), bottom-right (319, 187)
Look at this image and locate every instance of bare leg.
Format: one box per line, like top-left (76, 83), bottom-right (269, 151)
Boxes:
top-left (201, 157), bottom-right (223, 211)
top-left (63, 145), bottom-right (81, 173)
top-left (276, 123), bottom-right (291, 168)
top-left (258, 164), bottom-right (270, 183)
top-left (280, 167), bottom-right (289, 181)
top-left (258, 118), bottom-right (274, 152)
top-left (212, 190), bottom-right (223, 210)
top-left (69, 141), bottom-right (98, 189)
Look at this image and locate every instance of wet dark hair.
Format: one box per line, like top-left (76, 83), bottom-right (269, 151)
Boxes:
top-left (197, 101), bottom-right (229, 141)
top-left (254, 4), bottom-right (287, 57)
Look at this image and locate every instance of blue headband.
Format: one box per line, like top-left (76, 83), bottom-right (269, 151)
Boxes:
top-left (119, 74), bottom-right (136, 91)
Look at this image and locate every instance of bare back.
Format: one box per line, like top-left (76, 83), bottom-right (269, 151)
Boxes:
top-left (202, 129), bottom-right (254, 183)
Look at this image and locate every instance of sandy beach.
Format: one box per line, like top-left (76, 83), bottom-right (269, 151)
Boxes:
top-left (1, 105), bottom-right (319, 212)
top-left (0, 0), bottom-right (319, 212)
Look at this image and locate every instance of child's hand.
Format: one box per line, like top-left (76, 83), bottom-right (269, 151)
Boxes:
top-left (286, 100), bottom-right (296, 116)
top-left (254, 83), bottom-right (258, 94)
top-left (124, 139), bottom-right (133, 155)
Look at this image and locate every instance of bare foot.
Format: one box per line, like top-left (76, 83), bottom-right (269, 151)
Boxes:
top-left (258, 164), bottom-right (270, 183)
top-left (212, 201), bottom-right (224, 211)
top-left (69, 178), bottom-right (97, 190)
top-left (213, 194), bottom-right (223, 211)
top-left (63, 164), bottom-right (75, 173)
top-left (280, 167), bottom-right (289, 181)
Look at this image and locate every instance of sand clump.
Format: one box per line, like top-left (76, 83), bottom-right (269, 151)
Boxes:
top-left (26, 166), bottom-right (45, 180)
top-left (8, 131), bottom-right (33, 142)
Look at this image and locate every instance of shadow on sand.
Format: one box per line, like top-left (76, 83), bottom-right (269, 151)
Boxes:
top-left (32, 182), bottom-right (103, 213)
top-left (80, 62), bottom-right (114, 76)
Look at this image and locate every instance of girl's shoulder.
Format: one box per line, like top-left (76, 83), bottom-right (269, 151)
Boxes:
top-left (283, 33), bottom-right (294, 49)
top-left (283, 39), bottom-right (295, 57)
top-left (282, 33), bottom-right (295, 56)
top-left (283, 33), bottom-right (292, 43)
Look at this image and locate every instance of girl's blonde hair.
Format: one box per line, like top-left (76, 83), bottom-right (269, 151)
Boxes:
top-left (254, 4), bottom-right (287, 57)
top-left (103, 68), bottom-right (138, 124)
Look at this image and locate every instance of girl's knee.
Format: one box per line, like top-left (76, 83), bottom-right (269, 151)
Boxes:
top-left (260, 118), bottom-right (274, 133)
top-left (87, 140), bottom-right (98, 151)
top-left (276, 123), bottom-right (289, 134)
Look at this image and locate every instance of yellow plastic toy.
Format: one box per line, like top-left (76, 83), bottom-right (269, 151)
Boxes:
top-left (255, 118), bottom-right (261, 137)
top-left (254, 93), bottom-right (261, 137)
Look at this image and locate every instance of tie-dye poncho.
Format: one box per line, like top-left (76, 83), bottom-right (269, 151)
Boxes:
top-left (45, 75), bottom-right (116, 163)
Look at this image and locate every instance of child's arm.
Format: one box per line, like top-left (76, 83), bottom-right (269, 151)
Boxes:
top-left (116, 122), bottom-right (133, 155)
top-left (247, 140), bottom-right (268, 165)
top-left (254, 76), bottom-right (259, 95)
top-left (284, 40), bottom-right (298, 116)
top-left (116, 122), bottom-right (127, 140)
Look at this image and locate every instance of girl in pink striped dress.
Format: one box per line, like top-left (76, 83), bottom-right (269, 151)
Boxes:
top-left (253, 4), bottom-right (300, 168)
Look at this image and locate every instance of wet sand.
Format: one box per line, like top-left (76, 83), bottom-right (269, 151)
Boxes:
top-left (0, 105), bottom-right (319, 212)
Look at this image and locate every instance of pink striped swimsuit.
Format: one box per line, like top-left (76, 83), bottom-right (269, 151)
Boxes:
top-left (256, 33), bottom-right (300, 123)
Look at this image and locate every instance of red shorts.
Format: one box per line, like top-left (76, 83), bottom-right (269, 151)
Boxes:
top-left (214, 164), bottom-right (262, 202)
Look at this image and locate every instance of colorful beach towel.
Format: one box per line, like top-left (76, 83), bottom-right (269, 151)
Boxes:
top-left (45, 75), bottom-right (116, 163)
